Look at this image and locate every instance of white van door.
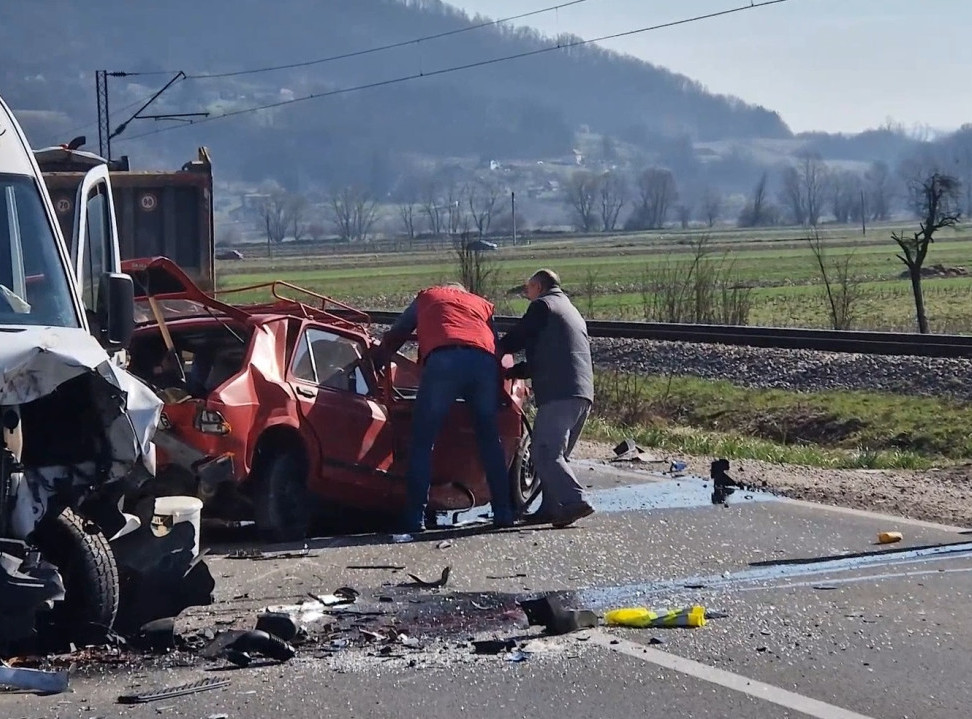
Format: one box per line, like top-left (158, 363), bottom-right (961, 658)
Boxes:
top-left (71, 164), bottom-right (132, 353)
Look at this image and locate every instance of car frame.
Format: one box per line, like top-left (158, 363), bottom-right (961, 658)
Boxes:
top-left (123, 256), bottom-right (538, 540)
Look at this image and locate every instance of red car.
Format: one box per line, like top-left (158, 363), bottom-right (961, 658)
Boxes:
top-left (123, 257), bottom-right (537, 541)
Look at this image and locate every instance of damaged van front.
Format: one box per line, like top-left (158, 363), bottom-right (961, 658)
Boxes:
top-left (0, 94), bottom-right (165, 651)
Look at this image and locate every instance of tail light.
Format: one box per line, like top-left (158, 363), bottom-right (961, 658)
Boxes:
top-left (195, 408), bottom-right (231, 435)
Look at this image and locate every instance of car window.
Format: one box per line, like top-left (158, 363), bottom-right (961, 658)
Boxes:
top-left (0, 174), bottom-right (78, 327)
top-left (80, 186), bottom-right (108, 315)
top-left (294, 328), bottom-right (369, 395)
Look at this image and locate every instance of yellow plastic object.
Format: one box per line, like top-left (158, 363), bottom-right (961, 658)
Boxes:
top-left (878, 531), bottom-right (903, 544)
top-left (604, 605), bottom-right (707, 628)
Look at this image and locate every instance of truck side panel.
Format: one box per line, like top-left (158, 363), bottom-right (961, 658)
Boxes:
top-left (43, 168), bottom-right (214, 291)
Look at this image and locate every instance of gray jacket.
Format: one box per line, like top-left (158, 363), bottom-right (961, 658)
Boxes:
top-left (498, 288), bottom-right (593, 406)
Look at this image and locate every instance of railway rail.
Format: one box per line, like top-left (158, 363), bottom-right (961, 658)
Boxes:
top-left (363, 310), bottom-right (972, 358)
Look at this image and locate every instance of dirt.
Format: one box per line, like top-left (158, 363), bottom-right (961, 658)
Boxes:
top-left (570, 439), bottom-right (972, 529)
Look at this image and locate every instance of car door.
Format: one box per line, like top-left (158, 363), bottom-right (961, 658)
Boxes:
top-left (70, 164), bottom-right (124, 352)
top-left (288, 326), bottom-right (394, 496)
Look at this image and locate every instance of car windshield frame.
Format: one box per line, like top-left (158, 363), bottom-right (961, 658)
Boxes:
top-left (0, 173), bottom-right (79, 328)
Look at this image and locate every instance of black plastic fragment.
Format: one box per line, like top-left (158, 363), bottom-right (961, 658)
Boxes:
top-left (117, 677), bottom-right (231, 704)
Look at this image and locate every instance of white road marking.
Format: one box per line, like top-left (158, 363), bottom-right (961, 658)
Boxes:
top-left (782, 497), bottom-right (969, 534)
top-left (588, 630), bottom-right (877, 719)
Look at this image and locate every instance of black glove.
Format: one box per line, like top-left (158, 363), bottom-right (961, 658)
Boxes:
top-left (505, 361), bottom-right (530, 380)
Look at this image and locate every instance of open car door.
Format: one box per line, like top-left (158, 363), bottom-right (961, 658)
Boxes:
top-left (70, 164), bottom-right (134, 352)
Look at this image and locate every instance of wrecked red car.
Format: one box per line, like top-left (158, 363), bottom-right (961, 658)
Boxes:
top-left (123, 257), bottom-right (537, 541)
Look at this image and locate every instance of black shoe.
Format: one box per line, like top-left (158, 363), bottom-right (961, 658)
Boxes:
top-left (551, 502), bottom-right (594, 528)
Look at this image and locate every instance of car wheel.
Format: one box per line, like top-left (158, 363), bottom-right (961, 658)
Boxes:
top-left (31, 507), bottom-right (119, 646)
top-left (254, 449), bottom-right (312, 543)
top-left (509, 420), bottom-right (541, 516)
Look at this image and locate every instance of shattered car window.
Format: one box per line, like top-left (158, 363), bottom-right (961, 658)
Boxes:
top-left (133, 298), bottom-right (215, 325)
top-left (0, 174), bottom-right (77, 327)
top-left (296, 328), bottom-right (369, 395)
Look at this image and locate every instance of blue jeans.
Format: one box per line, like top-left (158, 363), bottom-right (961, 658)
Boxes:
top-left (403, 347), bottom-right (512, 531)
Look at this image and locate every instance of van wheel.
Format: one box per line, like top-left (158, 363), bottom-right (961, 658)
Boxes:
top-left (510, 422), bottom-right (540, 516)
top-left (254, 449), bottom-right (312, 543)
top-left (32, 507), bottom-right (119, 645)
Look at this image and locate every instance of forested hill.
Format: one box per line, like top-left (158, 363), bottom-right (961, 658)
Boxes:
top-left (1, 0), bottom-right (791, 187)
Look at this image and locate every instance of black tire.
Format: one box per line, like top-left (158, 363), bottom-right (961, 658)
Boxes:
top-left (510, 421), bottom-right (541, 516)
top-left (31, 507), bottom-right (119, 643)
top-left (253, 448), bottom-right (312, 543)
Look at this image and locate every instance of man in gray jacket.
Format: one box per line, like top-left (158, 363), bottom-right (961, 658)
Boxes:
top-left (497, 269), bottom-right (595, 528)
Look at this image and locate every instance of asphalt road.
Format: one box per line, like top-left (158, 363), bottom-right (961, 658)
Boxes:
top-left (4, 459), bottom-right (972, 719)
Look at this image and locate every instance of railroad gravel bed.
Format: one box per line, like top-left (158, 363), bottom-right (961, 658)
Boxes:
top-left (590, 338), bottom-right (972, 400)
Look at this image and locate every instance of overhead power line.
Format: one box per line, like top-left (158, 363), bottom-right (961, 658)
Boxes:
top-left (186, 0), bottom-right (592, 80)
top-left (118, 0), bottom-right (791, 144)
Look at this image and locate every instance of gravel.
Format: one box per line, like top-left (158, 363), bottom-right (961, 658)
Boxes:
top-left (591, 338), bottom-right (972, 399)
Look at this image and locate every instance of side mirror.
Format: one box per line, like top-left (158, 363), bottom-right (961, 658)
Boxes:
top-left (97, 272), bottom-right (135, 350)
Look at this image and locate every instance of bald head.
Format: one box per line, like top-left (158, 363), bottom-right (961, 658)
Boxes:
top-left (526, 268), bottom-right (560, 300)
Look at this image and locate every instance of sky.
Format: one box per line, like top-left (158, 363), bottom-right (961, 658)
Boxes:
top-left (452, 0), bottom-right (972, 135)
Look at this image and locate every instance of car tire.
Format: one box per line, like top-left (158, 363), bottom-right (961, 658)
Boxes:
top-left (509, 421), bottom-right (541, 516)
top-left (254, 449), bottom-right (312, 543)
top-left (31, 507), bottom-right (119, 644)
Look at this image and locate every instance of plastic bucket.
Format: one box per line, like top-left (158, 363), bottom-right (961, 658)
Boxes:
top-left (151, 496), bottom-right (203, 557)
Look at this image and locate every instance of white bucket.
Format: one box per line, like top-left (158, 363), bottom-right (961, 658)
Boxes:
top-left (151, 496), bottom-right (203, 557)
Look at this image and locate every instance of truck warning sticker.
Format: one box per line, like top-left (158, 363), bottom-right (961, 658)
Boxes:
top-left (140, 193), bottom-right (158, 211)
top-left (55, 197), bottom-right (72, 214)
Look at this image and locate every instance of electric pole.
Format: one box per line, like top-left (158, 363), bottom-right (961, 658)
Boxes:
top-left (511, 191), bottom-right (516, 247)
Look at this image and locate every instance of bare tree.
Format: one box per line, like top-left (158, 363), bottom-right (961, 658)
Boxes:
top-left (467, 179), bottom-right (501, 239)
top-left (565, 171), bottom-right (600, 232)
top-left (891, 173), bottom-right (962, 333)
top-left (738, 172), bottom-right (776, 227)
top-left (260, 191), bottom-right (295, 253)
top-left (452, 232), bottom-right (496, 298)
top-left (676, 203), bottom-right (692, 229)
top-left (329, 186), bottom-right (380, 243)
top-left (420, 181), bottom-right (443, 238)
top-left (800, 152), bottom-right (828, 227)
top-left (598, 172), bottom-right (626, 232)
top-left (807, 230), bottom-right (864, 329)
top-left (306, 221), bottom-right (328, 242)
top-left (628, 167), bottom-right (678, 230)
top-left (831, 170), bottom-right (862, 225)
top-left (864, 160), bottom-right (893, 221)
top-left (780, 165), bottom-right (807, 225)
top-left (290, 194), bottom-right (308, 242)
top-left (446, 183), bottom-right (465, 236)
top-left (700, 187), bottom-right (722, 227)
top-left (399, 200), bottom-right (417, 247)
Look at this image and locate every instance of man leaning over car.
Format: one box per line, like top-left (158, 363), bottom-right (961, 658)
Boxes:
top-left (376, 282), bottom-right (514, 534)
top-left (498, 269), bottom-right (595, 528)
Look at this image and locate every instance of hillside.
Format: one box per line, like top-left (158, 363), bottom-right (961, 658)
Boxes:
top-left (2, 0), bottom-right (791, 190)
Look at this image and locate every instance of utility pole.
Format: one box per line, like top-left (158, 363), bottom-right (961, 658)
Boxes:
top-left (96, 70), bottom-right (111, 160)
top-left (95, 70), bottom-right (206, 161)
top-left (860, 189), bottom-right (866, 236)
top-left (511, 190), bottom-right (516, 247)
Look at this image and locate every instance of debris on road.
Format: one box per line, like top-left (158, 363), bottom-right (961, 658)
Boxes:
top-left (472, 639), bottom-right (517, 655)
top-left (603, 605), bottom-right (707, 628)
top-left (878, 531), bottom-right (903, 544)
top-left (117, 677), bottom-right (232, 704)
top-left (505, 649), bottom-right (528, 662)
top-left (392, 533), bottom-right (415, 544)
top-left (255, 612), bottom-right (300, 642)
top-left (207, 629), bottom-right (297, 665)
top-left (227, 547), bottom-right (317, 560)
top-left (0, 662), bottom-right (70, 694)
top-left (404, 566), bottom-right (451, 588)
top-left (519, 595), bottom-right (597, 635)
top-left (436, 540), bottom-right (453, 549)
top-left (610, 438), bottom-right (663, 464)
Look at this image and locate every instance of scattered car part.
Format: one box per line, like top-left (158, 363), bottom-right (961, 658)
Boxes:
top-left (472, 639), bottom-right (516, 655)
top-left (223, 629), bottom-right (296, 662)
top-left (131, 617), bottom-right (177, 652)
top-left (255, 612), bottom-right (299, 642)
top-left (518, 595), bottom-right (597, 635)
top-left (117, 677), bottom-right (231, 704)
top-left (0, 663), bottom-right (69, 694)
top-left (404, 566), bottom-right (451, 588)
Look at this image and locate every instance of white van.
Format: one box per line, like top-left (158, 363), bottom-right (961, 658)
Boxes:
top-left (0, 93), bottom-right (161, 649)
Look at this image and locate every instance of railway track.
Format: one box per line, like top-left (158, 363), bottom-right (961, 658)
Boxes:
top-left (364, 310), bottom-right (972, 358)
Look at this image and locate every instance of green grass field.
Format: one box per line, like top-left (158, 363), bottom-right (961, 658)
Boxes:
top-left (216, 223), bottom-right (972, 333)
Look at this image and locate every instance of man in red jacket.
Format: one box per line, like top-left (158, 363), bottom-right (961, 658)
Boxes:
top-left (377, 283), bottom-right (513, 534)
